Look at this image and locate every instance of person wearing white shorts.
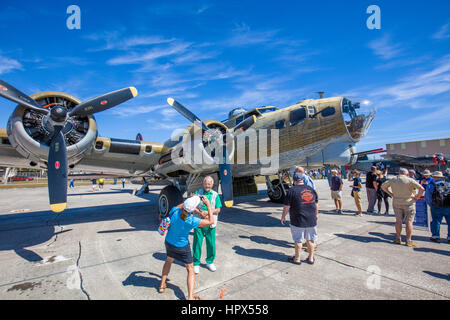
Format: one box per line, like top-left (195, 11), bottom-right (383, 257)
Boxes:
top-left (281, 173), bottom-right (319, 265)
top-left (290, 225), bottom-right (318, 243)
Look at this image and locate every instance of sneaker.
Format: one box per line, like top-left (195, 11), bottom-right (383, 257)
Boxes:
top-left (405, 241), bottom-right (418, 247)
top-left (206, 263), bottom-right (216, 272)
top-left (194, 266), bottom-right (200, 274)
top-left (337, 210), bottom-right (342, 214)
top-left (430, 237), bottom-right (440, 243)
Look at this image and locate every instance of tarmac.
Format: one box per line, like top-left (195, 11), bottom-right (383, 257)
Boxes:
top-left (0, 180), bottom-right (448, 300)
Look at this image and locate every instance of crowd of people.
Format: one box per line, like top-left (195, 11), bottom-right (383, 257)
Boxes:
top-left (339, 166), bottom-right (449, 247)
top-left (158, 167), bottom-right (449, 299)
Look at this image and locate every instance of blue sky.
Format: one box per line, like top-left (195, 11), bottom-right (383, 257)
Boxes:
top-left (0, 0), bottom-right (449, 153)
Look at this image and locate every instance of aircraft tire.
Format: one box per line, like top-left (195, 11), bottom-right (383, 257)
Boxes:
top-left (267, 179), bottom-right (289, 203)
top-left (158, 185), bottom-right (183, 218)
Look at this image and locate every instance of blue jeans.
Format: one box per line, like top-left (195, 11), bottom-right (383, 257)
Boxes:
top-left (430, 205), bottom-right (450, 239)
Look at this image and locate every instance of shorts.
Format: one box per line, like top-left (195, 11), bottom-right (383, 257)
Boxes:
top-left (165, 240), bottom-right (193, 264)
top-left (393, 204), bottom-right (415, 222)
top-left (331, 190), bottom-right (342, 200)
top-left (290, 225), bottom-right (318, 243)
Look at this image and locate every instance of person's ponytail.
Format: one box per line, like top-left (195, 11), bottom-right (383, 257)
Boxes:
top-left (180, 209), bottom-right (188, 221)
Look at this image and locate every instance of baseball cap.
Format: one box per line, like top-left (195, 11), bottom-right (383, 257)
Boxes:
top-left (293, 172), bottom-right (305, 182)
top-left (183, 196), bottom-right (202, 213)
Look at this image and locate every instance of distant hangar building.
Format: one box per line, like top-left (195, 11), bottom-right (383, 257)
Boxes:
top-left (386, 138), bottom-right (450, 157)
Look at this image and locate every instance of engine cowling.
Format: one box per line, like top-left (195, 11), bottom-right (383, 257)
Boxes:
top-left (156, 120), bottom-right (235, 176)
top-left (6, 91), bottom-right (98, 167)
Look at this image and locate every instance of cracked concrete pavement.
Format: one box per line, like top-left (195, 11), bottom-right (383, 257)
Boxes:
top-left (0, 180), bottom-right (448, 300)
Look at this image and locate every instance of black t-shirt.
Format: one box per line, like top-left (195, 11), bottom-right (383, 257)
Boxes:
top-left (366, 172), bottom-right (377, 189)
top-left (283, 184), bottom-right (318, 228)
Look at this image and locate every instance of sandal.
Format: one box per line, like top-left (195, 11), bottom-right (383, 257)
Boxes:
top-left (306, 258), bottom-right (315, 265)
top-left (287, 256), bottom-right (301, 265)
top-left (158, 285), bottom-right (166, 293)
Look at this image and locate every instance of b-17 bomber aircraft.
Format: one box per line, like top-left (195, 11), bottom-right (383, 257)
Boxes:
top-left (0, 79), bottom-right (375, 216)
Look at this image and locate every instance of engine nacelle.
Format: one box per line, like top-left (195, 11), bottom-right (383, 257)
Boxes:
top-left (156, 120), bottom-right (235, 176)
top-left (6, 91), bottom-right (98, 168)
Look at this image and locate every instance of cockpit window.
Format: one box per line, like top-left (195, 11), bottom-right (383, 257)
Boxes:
top-left (342, 97), bottom-right (375, 141)
top-left (289, 108), bottom-right (306, 126)
top-left (257, 107), bottom-right (278, 114)
top-left (228, 107), bottom-right (247, 119)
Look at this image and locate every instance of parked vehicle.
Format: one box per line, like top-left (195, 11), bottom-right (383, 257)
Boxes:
top-left (8, 176), bottom-right (34, 182)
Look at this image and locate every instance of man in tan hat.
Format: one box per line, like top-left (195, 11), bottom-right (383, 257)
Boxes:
top-left (381, 168), bottom-right (425, 246)
top-left (419, 170), bottom-right (433, 186)
top-left (425, 171), bottom-right (450, 243)
top-left (419, 170), bottom-right (434, 201)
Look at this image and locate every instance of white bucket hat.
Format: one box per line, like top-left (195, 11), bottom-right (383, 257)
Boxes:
top-left (183, 195), bottom-right (202, 213)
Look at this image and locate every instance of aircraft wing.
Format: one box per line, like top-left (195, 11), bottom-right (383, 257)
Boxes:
top-left (0, 130), bottom-right (166, 177)
top-left (382, 153), bottom-right (449, 167)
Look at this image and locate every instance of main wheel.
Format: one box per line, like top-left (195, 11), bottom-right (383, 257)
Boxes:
top-left (267, 179), bottom-right (289, 203)
top-left (158, 185), bottom-right (183, 218)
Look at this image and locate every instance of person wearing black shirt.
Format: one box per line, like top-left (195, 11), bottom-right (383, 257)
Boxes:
top-left (366, 166), bottom-right (378, 214)
top-left (281, 173), bottom-right (319, 265)
top-left (375, 170), bottom-right (390, 215)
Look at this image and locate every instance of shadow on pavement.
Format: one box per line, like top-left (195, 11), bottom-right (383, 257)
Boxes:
top-left (334, 233), bottom-right (392, 244)
top-left (122, 271), bottom-right (186, 300)
top-left (232, 245), bottom-right (289, 262)
top-left (0, 198), bottom-right (158, 261)
top-left (414, 247), bottom-right (450, 257)
top-left (238, 235), bottom-right (294, 248)
top-left (423, 271), bottom-right (450, 281)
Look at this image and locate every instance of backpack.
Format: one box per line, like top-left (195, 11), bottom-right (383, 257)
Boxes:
top-left (432, 182), bottom-right (450, 208)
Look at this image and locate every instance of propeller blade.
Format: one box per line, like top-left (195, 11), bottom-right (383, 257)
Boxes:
top-left (219, 141), bottom-right (233, 207)
top-left (0, 80), bottom-right (48, 114)
top-left (167, 97), bottom-right (216, 135)
top-left (69, 87), bottom-right (138, 117)
top-left (232, 115), bottom-right (256, 133)
top-left (47, 126), bottom-right (68, 213)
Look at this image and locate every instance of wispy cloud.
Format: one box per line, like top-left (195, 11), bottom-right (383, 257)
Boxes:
top-left (86, 31), bottom-right (175, 52)
top-left (432, 23), bottom-right (450, 40)
top-left (0, 55), bottom-right (23, 74)
top-left (225, 23), bottom-right (280, 47)
top-left (107, 41), bottom-right (192, 65)
top-left (370, 55), bottom-right (450, 103)
top-left (368, 35), bottom-right (403, 60)
top-left (110, 104), bottom-right (164, 117)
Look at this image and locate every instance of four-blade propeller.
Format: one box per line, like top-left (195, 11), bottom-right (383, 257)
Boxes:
top-left (0, 80), bottom-right (138, 213)
top-left (167, 97), bottom-right (257, 207)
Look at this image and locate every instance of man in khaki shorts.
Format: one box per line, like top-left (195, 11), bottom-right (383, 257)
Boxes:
top-left (330, 169), bottom-right (343, 214)
top-left (382, 168), bottom-right (424, 247)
